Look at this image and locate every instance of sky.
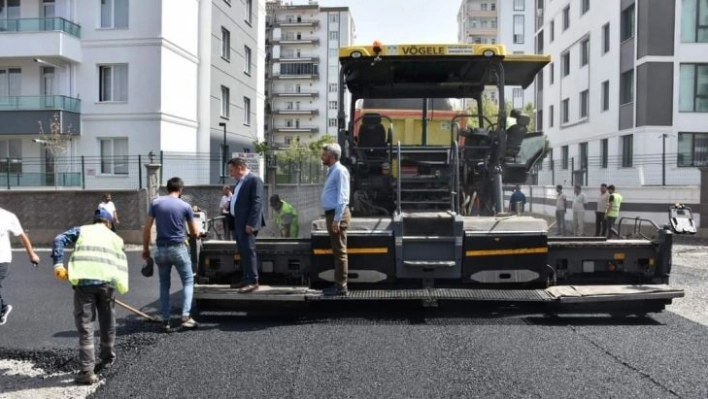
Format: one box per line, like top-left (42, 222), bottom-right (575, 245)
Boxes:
top-left (291, 0), bottom-right (461, 45)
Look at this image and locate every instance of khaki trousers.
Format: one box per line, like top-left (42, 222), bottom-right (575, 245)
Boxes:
top-left (325, 206), bottom-right (351, 287)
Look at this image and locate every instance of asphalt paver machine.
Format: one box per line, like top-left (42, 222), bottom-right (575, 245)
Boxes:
top-left (194, 43), bottom-right (688, 315)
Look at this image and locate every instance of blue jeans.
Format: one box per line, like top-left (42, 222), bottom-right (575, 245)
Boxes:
top-left (153, 244), bottom-right (193, 321)
top-left (0, 262), bottom-right (9, 313)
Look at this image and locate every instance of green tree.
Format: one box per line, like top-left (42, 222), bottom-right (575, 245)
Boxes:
top-left (273, 134), bottom-right (335, 183)
top-left (464, 96), bottom-right (537, 132)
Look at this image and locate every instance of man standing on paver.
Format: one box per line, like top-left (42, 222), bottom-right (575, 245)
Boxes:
top-left (555, 185), bottom-right (568, 236)
top-left (595, 183), bottom-right (609, 237)
top-left (605, 184), bottom-right (622, 238)
top-left (572, 185), bottom-right (587, 236)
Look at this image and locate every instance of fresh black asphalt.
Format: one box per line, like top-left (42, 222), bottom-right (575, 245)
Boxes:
top-left (1, 251), bottom-right (707, 398)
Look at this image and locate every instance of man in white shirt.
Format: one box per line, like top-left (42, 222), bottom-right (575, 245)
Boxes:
top-left (572, 185), bottom-right (587, 237)
top-left (0, 207), bottom-right (41, 325)
top-left (98, 194), bottom-right (120, 232)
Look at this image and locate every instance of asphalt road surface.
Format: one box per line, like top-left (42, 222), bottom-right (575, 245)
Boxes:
top-left (1, 243), bottom-right (708, 399)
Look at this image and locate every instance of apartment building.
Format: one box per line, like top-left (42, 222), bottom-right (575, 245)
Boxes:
top-left (457, 0), bottom-right (536, 109)
top-left (535, 0), bottom-right (708, 188)
top-left (0, 0), bottom-right (265, 189)
top-left (264, 0), bottom-right (354, 148)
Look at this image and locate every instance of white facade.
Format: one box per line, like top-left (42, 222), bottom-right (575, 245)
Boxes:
top-left (535, 0), bottom-right (708, 189)
top-left (0, 0), bottom-right (266, 189)
top-left (457, 0), bottom-right (535, 109)
top-left (265, 0), bottom-right (354, 147)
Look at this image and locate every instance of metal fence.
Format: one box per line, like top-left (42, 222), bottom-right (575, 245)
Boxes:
top-left (532, 153), bottom-right (702, 188)
top-left (1, 150), bottom-right (327, 190)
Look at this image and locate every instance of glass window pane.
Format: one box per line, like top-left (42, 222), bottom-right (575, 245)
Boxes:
top-left (114, 65), bottom-right (128, 101)
top-left (101, 0), bottom-right (112, 28)
top-left (8, 139), bottom-right (21, 158)
top-left (679, 65), bottom-right (696, 111)
top-left (114, 138), bottom-right (128, 174)
top-left (682, 0), bottom-right (698, 42)
top-left (114, 0), bottom-right (129, 28)
top-left (100, 139), bottom-right (112, 173)
top-left (100, 66), bottom-right (112, 101)
top-left (695, 133), bottom-right (708, 165)
top-left (677, 133), bottom-right (694, 166)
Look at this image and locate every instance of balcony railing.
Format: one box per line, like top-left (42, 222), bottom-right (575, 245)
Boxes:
top-left (276, 54), bottom-right (320, 62)
top-left (273, 125), bottom-right (319, 133)
top-left (273, 36), bottom-right (320, 44)
top-left (0, 96), bottom-right (81, 112)
top-left (273, 19), bottom-right (320, 27)
top-left (272, 108), bottom-right (319, 115)
top-left (272, 90), bottom-right (319, 97)
top-left (0, 17), bottom-right (81, 38)
top-left (271, 72), bottom-right (319, 80)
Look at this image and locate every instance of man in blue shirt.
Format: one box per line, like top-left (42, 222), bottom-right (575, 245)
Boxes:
top-left (142, 177), bottom-right (200, 331)
top-left (320, 143), bottom-right (351, 296)
top-left (508, 185), bottom-right (526, 214)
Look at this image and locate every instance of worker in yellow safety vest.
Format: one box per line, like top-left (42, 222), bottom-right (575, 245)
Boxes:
top-left (605, 184), bottom-right (623, 238)
top-left (270, 194), bottom-right (300, 238)
top-left (52, 208), bottom-right (129, 385)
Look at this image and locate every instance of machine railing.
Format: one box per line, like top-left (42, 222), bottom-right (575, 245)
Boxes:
top-left (616, 216), bottom-right (662, 240)
top-left (451, 140), bottom-right (460, 213)
top-left (396, 140), bottom-right (402, 215)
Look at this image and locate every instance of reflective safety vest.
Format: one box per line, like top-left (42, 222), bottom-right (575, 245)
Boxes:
top-left (68, 224), bottom-right (129, 294)
top-left (607, 193), bottom-right (623, 218)
top-left (274, 201), bottom-right (299, 238)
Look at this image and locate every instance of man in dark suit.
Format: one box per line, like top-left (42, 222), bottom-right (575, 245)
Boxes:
top-left (227, 158), bottom-right (265, 293)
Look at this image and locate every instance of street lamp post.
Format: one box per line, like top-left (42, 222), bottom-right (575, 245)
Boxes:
top-left (662, 134), bottom-right (667, 186)
top-left (218, 122), bottom-right (227, 184)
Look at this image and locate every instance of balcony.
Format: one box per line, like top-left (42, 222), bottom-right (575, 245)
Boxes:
top-left (272, 36), bottom-right (320, 45)
top-left (273, 18), bottom-right (319, 28)
top-left (272, 107), bottom-right (319, 116)
top-left (272, 90), bottom-right (319, 98)
top-left (0, 18), bottom-right (82, 62)
top-left (467, 10), bottom-right (497, 18)
top-left (0, 96), bottom-right (81, 135)
top-left (273, 125), bottom-right (319, 134)
top-left (274, 54), bottom-right (320, 63)
top-left (466, 27), bottom-right (497, 36)
top-left (271, 72), bottom-right (320, 80)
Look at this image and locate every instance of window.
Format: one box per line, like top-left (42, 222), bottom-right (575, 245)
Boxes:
top-left (579, 142), bottom-right (588, 169)
top-left (514, 0), bottom-right (524, 11)
top-left (100, 0), bottom-right (129, 29)
top-left (491, 3), bottom-right (496, 11)
top-left (221, 86), bottom-right (230, 118)
top-left (563, 5), bottom-right (570, 30)
top-left (550, 62), bottom-right (555, 84)
top-left (601, 80), bottom-right (610, 111)
top-left (99, 64), bottom-right (128, 102)
top-left (0, 68), bottom-right (22, 97)
top-left (580, 89), bottom-right (589, 118)
top-left (329, 13), bottom-right (339, 23)
top-left (244, 46), bottom-right (252, 74)
top-left (678, 132), bottom-right (708, 166)
top-left (280, 63), bottom-right (318, 75)
top-left (620, 5), bottom-right (635, 41)
top-left (679, 64), bottom-right (708, 112)
top-left (244, 0), bottom-right (252, 24)
top-left (537, 110), bottom-right (543, 131)
top-left (600, 138), bottom-right (608, 168)
top-left (329, 31), bottom-right (338, 40)
top-left (620, 69), bottom-right (634, 105)
top-left (580, 38), bottom-right (589, 66)
top-left (621, 134), bottom-right (633, 167)
top-left (328, 118), bottom-right (337, 127)
top-left (328, 83), bottom-right (338, 92)
top-left (0, 139), bottom-right (22, 174)
top-left (550, 20), bottom-right (555, 42)
top-left (581, 0), bottom-right (590, 14)
top-left (481, 3), bottom-right (487, 11)
top-left (329, 48), bottom-right (338, 58)
top-left (513, 15), bottom-right (525, 44)
top-left (562, 52), bottom-right (570, 76)
top-left (602, 23), bottom-right (610, 53)
top-left (99, 138), bottom-right (128, 175)
top-left (243, 97), bottom-right (251, 125)
top-left (562, 98), bottom-right (569, 123)
top-left (328, 100), bottom-right (337, 109)
top-left (682, 0), bottom-right (708, 42)
top-left (221, 28), bottom-right (230, 60)
top-left (549, 105), bottom-right (554, 127)
top-left (562, 145), bottom-right (569, 169)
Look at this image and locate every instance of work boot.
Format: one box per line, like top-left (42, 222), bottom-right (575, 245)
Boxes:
top-left (74, 371), bottom-right (98, 385)
top-left (94, 359), bottom-right (115, 374)
top-left (162, 320), bottom-right (171, 332)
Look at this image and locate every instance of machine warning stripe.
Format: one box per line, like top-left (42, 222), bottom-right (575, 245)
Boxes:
top-left (465, 247), bottom-right (548, 257)
top-left (313, 248), bottom-right (389, 255)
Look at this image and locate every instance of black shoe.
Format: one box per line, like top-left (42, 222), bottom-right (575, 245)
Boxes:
top-left (230, 280), bottom-right (250, 289)
top-left (322, 284), bottom-right (349, 297)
